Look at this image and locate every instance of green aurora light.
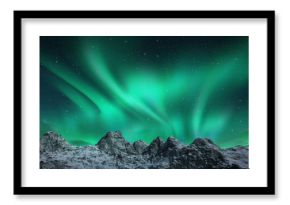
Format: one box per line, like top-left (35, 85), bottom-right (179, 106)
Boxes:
top-left (40, 36), bottom-right (248, 148)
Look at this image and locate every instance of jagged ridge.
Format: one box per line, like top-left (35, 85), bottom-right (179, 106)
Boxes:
top-left (40, 131), bottom-right (248, 169)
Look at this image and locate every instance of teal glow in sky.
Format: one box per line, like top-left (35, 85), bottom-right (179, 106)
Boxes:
top-left (40, 36), bottom-right (248, 148)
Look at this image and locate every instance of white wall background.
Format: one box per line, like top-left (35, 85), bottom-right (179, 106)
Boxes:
top-left (0, 0), bottom-right (287, 204)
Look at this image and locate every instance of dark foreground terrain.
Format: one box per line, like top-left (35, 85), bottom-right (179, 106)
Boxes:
top-left (40, 131), bottom-right (248, 169)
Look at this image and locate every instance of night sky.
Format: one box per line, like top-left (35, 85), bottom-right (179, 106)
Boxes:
top-left (40, 36), bottom-right (248, 148)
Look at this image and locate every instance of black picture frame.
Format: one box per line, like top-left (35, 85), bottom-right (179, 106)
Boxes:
top-left (14, 10), bottom-right (275, 195)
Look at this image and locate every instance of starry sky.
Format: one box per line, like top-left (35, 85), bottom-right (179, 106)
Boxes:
top-left (40, 36), bottom-right (248, 148)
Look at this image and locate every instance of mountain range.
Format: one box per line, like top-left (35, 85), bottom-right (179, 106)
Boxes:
top-left (40, 131), bottom-right (248, 169)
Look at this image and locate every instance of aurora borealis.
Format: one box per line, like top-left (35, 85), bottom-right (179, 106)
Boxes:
top-left (40, 36), bottom-right (248, 148)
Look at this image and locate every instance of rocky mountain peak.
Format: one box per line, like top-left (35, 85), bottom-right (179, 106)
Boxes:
top-left (103, 131), bottom-right (123, 139)
top-left (96, 131), bottom-right (125, 145)
top-left (40, 131), bottom-right (69, 152)
top-left (133, 140), bottom-right (148, 154)
top-left (193, 137), bottom-right (214, 145)
top-left (143, 136), bottom-right (165, 156)
top-left (164, 136), bottom-right (180, 148)
top-left (192, 137), bottom-right (220, 150)
top-left (153, 136), bottom-right (164, 144)
top-left (97, 131), bottom-right (135, 155)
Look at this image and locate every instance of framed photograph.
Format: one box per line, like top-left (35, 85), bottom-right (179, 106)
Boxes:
top-left (14, 10), bottom-right (275, 195)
